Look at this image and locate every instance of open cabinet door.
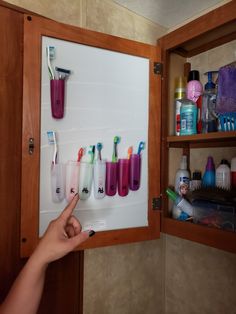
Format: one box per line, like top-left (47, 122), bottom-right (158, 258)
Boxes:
top-left (21, 13), bottom-right (162, 257)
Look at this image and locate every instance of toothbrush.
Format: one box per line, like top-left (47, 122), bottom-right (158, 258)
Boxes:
top-left (137, 141), bottom-right (145, 155)
top-left (47, 131), bottom-right (57, 165)
top-left (88, 145), bottom-right (95, 164)
top-left (127, 146), bottom-right (133, 159)
top-left (77, 147), bottom-right (84, 162)
top-left (112, 136), bottom-right (120, 163)
top-left (46, 46), bottom-right (55, 80)
top-left (96, 142), bottom-right (103, 161)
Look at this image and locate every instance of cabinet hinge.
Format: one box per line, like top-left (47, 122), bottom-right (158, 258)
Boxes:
top-left (154, 62), bottom-right (163, 75)
top-left (152, 197), bottom-right (161, 210)
top-left (28, 137), bottom-right (34, 155)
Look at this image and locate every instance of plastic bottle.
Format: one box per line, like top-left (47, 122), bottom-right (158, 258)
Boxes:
top-left (202, 156), bottom-right (215, 187)
top-left (186, 70), bottom-right (203, 133)
top-left (216, 159), bottom-right (231, 190)
top-left (231, 157), bottom-right (236, 189)
top-left (166, 188), bottom-right (194, 218)
top-left (175, 155), bottom-right (190, 196)
top-left (174, 76), bottom-right (186, 136)
top-left (201, 71), bottom-right (218, 133)
top-left (180, 99), bottom-right (197, 135)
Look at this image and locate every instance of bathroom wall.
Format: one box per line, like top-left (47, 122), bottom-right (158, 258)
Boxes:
top-left (3, 0), bottom-right (236, 313)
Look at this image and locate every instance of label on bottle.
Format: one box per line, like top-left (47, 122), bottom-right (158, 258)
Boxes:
top-left (175, 100), bottom-right (182, 136)
top-left (176, 176), bottom-right (190, 196)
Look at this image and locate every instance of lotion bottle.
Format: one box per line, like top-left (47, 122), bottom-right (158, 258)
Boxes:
top-left (216, 159), bottom-right (231, 190)
top-left (175, 155), bottom-right (190, 196)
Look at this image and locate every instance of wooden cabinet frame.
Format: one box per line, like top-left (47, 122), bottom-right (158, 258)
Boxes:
top-left (21, 14), bottom-right (161, 257)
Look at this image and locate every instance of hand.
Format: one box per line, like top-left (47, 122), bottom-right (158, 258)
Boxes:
top-left (32, 194), bottom-right (93, 265)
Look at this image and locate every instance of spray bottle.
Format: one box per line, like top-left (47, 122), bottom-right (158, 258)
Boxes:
top-left (174, 76), bottom-right (186, 136)
top-left (201, 71), bottom-right (218, 133)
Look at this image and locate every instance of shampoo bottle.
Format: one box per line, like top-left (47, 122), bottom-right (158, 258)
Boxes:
top-left (202, 156), bottom-right (215, 187)
top-left (175, 155), bottom-right (190, 196)
top-left (216, 159), bottom-right (231, 190)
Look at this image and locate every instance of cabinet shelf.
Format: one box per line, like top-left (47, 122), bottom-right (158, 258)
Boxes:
top-left (162, 217), bottom-right (236, 253)
top-left (167, 131), bottom-right (236, 148)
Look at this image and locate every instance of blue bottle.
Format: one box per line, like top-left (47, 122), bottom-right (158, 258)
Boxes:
top-left (202, 156), bottom-right (215, 187)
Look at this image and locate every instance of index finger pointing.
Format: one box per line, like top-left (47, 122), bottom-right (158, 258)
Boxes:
top-left (60, 194), bottom-right (79, 222)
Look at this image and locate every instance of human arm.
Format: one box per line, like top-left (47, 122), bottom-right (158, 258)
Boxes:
top-left (0, 194), bottom-right (94, 314)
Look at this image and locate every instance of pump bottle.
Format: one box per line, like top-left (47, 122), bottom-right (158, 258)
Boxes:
top-left (201, 71), bottom-right (218, 133)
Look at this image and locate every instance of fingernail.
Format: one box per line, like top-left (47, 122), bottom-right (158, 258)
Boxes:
top-left (88, 230), bottom-right (95, 237)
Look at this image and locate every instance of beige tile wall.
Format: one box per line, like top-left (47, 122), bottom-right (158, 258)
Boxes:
top-left (4, 1), bottom-right (236, 313)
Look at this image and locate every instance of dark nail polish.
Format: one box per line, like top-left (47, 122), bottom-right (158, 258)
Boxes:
top-left (89, 230), bottom-right (95, 237)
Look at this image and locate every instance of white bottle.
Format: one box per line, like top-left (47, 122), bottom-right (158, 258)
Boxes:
top-left (216, 159), bottom-right (231, 190)
top-left (175, 155), bottom-right (190, 196)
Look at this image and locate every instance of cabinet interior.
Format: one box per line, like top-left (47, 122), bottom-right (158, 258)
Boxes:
top-left (160, 2), bottom-right (236, 253)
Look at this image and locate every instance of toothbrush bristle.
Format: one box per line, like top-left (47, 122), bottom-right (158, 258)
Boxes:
top-left (113, 136), bottom-right (120, 144)
top-left (47, 131), bottom-right (56, 144)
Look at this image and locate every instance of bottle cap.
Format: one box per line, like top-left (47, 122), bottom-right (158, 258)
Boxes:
top-left (174, 76), bottom-right (186, 99)
top-left (192, 171), bottom-right (201, 180)
top-left (166, 188), bottom-right (177, 202)
top-left (205, 156), bottom-right (215, 171)
top-left (187, 70), bottom-right (199, 82)
top-left (220, 159), bottom-right (230, 166)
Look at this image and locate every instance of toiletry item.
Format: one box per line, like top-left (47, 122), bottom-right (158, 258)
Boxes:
top-left (166, 188), bottom-right (194, 218)
top-left (93, 143), bottom-right (106, 199)
top-left (106, 161), bottom-right (118, 196)
top-left (174, 76), bottom-right (186, 136)
top-left (79, 161), bottom-right (93, 200)
top-left (112, 136), bottom-right (121, 163)
top-left (127, 146), bottom-right (133, 159)
top-left (46, 46), bottom-right (55, 80)
top-left (190, 171), bottom-right (201, 191)
top-left (175, 155), bottom-right (190, 196)
top-left (186, 70), bottom-right (203, 133)
top-left (118, 159), bottom-right (129, 197)
top-left (202, 156), bottom-right (215, 187)
top-left (201, 71), bottom-right (218, 133)
top-left (129, 154), bottom-right (141, 191)
top-left (180, 99), bottom-right (197, 135)
top-left (47, 131), bottom-right (65, 202)
top-left (94, 159), bottom-right (106, 199)
top-left (216, 159), bottom-right (231, 190)
top-left (66, 161), bottom-right (80, 202)
top-left (216, 64), bottom-right (236, 114)
top-left (50, 79), bottom-right (65, 119)
top-left (231, 157), bottom-right (236, 189)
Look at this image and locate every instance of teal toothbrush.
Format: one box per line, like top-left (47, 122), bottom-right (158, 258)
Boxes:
top-left (112, 136), bottom-right (120, 162)
top-left (88, 145), bottom-right (95, 164)
top-left (137, 141), bottom-right (145, 155)
top-left (96, 142), bottom-right (103, 160)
